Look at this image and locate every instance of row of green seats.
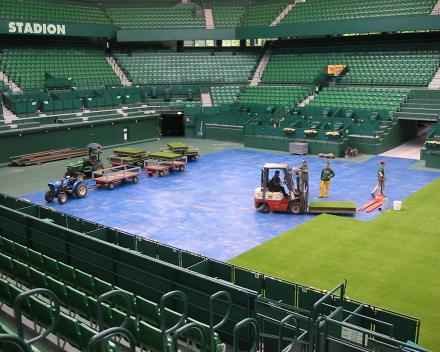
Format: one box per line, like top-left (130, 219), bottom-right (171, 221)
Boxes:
top-left (242, 3), bottom-right (286, 27)
top-left (212, 7), bottom-right (245, 28)
top-left (210, 86), bottom-right (241, 105)
top-left (0, 236), bottom-right (224, 352)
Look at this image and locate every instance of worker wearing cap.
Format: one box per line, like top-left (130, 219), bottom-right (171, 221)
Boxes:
top-left (319, 162), bottom-right (335, 198)
top-left (298, 160), bottom-right (309, 196)
top-left (272, 170), bottom-right (289, 198)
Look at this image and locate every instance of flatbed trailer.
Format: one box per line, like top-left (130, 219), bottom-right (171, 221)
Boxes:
top-left (92, 165), bottom-right (148, 189)
top-left (144, 153), bottom-right (187, 177)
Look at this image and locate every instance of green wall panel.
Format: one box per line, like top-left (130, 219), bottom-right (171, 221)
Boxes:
top-left (0, 117), bottom-right (159, 164)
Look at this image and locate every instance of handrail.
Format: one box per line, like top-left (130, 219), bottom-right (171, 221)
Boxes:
top-left (87, 327), bottom-right (135, 352)
top-left (233, 318), bottom-right (259, 352)
top-left (310, 283), bottom-right (345, 348)
top-left (278, 314), bottom-right (299, 352)
top-left (14, 288), bottom-right (60, 346)
top-left (0, 334), bottom-right (32, 352)
top-left (160, 290), bottom-right (188, 352)
top-left (209, 291), bottom-right (232, 352)
top-left (172, 322), bottom-right (207, 352)
top-left (97, 290), bottom-right (132, 332)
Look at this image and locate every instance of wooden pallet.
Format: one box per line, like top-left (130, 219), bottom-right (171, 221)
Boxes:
top-left (10, 148), bottom-right (88, 166)
top-left (318, 153), bottom-right (336, 159)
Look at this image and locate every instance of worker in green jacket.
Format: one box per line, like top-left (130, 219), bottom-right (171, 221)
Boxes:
top-left (319, 162), bottom-right (335, 198)
top-left (371, 160), bottom-right (386, 197)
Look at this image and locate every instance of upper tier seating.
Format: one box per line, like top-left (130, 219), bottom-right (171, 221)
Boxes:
top-left (0, 36), bottom-right (120, 91)
top-left (0, 0), bottom-right (110, 25)
top-left (261, 39), bottom-right (440, 86)
top-left (212, 7), bottom-right (246, 28)
top-left (114, 47), bottom-right (262, 85)
top-left (106, 7), bottom-right (205, 30)
top-left (279, 0), bottom-right (437, 25)
top-left (242, 2), bottom-right (287, 27)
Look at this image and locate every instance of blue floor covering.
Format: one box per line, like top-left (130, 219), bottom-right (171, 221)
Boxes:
top-left (21, 149), bottom-right (439, 262)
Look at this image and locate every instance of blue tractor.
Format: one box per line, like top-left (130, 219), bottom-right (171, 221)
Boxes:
top-left (45, 173), bottom-right (88, 204)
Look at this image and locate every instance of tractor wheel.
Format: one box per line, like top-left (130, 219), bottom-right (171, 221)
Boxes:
top-left (132, 176), bottom-right (138, 183)
top-left (58, 193), bottom-right (68, 204)
top-left (108, 182), bottom-right (115, 190)
top-left (92, 163), bottom-right (104, 176)
top-left (179, 165), bottom-right (185, 172)
top-left (158, 170), bottom-right (164, 177)
top-left (75, 183), bottom-right (88, 198)
top-left (45, 192), bottom-right (54, 203)
top-left (190, 156), bottom-right (196, 162)
top-left (288, 202), bottom-right (303, 215)
top-left (260, 203), bottom-right (270, 213)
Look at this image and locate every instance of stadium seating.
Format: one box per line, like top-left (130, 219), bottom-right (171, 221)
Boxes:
top-left (0, 236), bottom-right (225, 352)
top-left (106, 7), bottom-right (205, 30)
top-left (114, 47), bottom-right (261, 85)
top-left (0, 36), bottom-right (120, 91)
top-left (0, 0), bottom-right (110, 25)
top-left (242, 2), bottom-right (287, 27)
top-left (306, 87), bottom-right (411, 118)
top-left (212, 7), bottom-right (246, 28)
top-left (261, 39), bottom-right (440, 86)
top-left (279, 0), bottom-right (437, 25)
top-left (210, 86), bottom-right (241, 105)
top-left (238, 86), bottom-right (311, 111)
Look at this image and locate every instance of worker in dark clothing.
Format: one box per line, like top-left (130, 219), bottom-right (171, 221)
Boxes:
top-left (272, 170), bottom-right (289, 198)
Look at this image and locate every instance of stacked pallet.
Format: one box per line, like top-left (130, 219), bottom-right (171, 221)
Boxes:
top-left (10, 148), bottom-right (88, 166)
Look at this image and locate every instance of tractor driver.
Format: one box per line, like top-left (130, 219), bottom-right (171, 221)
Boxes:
top-left (272, 170), bottom-right (289, 198)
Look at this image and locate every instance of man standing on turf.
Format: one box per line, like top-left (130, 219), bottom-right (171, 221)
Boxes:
top-left (298, 160), bottom-right (309, 195)
top-left (371, 160), bottom-right (386, 197)
top-left (319, 162), bottom-right (335, 198)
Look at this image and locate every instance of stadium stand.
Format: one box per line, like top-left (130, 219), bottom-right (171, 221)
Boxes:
top-left (279, 0), bottom-right (438, 25)
top-left (212, 6), bottom-right (246, 28)
top-left (242, 2), bottom-right (287, 27)
top-left (114, 46), bottom-right (262, 85)
top-left (106, 7), bottom-right (205, 30)
top-left (0, 35), bottom-right (121, 91)
top-left (261, 37), bottom-right (440, 86)
top-left (0, 0), bottom-right (110, 25)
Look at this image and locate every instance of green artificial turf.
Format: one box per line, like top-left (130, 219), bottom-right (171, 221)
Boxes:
top-left (229, 178), bottom-right (440, 351)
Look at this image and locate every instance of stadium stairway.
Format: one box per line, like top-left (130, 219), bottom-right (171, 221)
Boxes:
top-left (1, 70), bottom-right (21, 93)
top-left (106, 57), bottom-right (130, 86)
top-left (430, 0), bottom-right (440, 14)
top-left (249, 48), bottom-right (273, 86)
top-left (428, 66), bottom-right (440, 89)
top-left (270, 3), bottom-right (295, 26)
top-left (204, 9), bottom-right (215, 29)
top-left (201, 92), bottom-right (213, 107)
top-left (396, 96), bottom-right (440, 121)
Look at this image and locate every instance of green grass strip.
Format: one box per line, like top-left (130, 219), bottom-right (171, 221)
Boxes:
top-left (229, 178), bottom-right (440, 351)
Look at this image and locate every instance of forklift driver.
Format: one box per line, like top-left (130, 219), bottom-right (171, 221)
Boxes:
top-left (272, 170), bottom-right (289, 198)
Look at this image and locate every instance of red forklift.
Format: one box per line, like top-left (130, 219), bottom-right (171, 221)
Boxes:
top-left (254, 163), bottom-right (308, 215)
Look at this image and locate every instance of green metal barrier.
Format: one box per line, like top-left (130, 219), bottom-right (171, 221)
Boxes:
top-left (233, 318), bottom-right (259, 352)
top-left (278, 314), bottom-right (299, 352)
top-left (97, 290), bottom-right (132, 331)
top-left (160, 290), bottom-right (188, 352)
top-left (14, 288), bottom-right (60, 346)
top-left (210, 291), bottom-right (231, 352)
top-left (172, 322), bottom-right (207, 352)
top-left (87, 327), bottom-right (135, 352)
top-left (0, 334), bottom-right (32, 352)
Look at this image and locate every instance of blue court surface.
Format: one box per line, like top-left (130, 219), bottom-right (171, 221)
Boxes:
top-left (21, 149), bottom-right (439, 262)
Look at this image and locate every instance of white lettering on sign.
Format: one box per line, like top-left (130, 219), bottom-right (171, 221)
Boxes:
top-left (9, 22), bottom-right (66, 35)
top-left (341, 326), bottom-right (367, 345)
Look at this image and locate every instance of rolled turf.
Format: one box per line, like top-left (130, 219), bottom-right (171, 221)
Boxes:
top-left (229, 177), bottom-right (440, 351)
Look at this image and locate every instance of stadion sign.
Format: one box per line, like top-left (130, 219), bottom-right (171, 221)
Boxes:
top-left (9, 22), bottom-right (66, 35)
